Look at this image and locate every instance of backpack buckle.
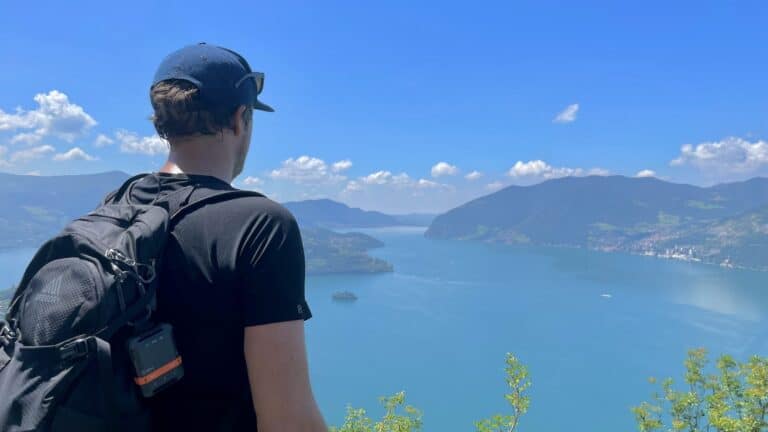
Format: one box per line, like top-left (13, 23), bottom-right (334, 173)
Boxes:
top-left (0, 320), bottom-right (17, 346)
top-left (60, 337), bottom-right (92, 361)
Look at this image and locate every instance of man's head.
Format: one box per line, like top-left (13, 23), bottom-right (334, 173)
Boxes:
top-left (150, 43), bottom-right (273, 179)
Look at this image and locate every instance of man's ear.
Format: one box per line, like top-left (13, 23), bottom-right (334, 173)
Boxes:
top-left (232, 105), bottom-right (248, 136)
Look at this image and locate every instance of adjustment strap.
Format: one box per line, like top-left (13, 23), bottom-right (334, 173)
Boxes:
top-left (93, 337), bottom-right (122, 432)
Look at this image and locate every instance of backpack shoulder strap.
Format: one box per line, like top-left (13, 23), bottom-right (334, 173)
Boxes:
top-left (169, 189), bottom-right (266, 224)
top-left (82, 190), bottom-right (266, 339)
top-left (102, 173), bottom-right (151, 205)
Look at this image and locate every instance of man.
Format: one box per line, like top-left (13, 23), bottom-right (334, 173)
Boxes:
top-left (122, 43), bottom-right (327, 431)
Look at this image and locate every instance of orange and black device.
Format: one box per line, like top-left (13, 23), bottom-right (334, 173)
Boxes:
top-left (127, 323), bottom-right (184, 398)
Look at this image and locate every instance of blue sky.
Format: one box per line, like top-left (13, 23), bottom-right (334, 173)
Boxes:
top-left (1, 1), bottom-right (767, 213)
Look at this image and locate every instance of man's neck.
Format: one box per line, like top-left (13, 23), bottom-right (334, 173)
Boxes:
top-left (159, 158), bottom-right (233, 184)
top-left (160, 136), bottom-right (236, 183)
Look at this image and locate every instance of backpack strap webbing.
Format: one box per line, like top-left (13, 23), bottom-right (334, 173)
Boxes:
top-left (94, 336), bottom-right (121, 432)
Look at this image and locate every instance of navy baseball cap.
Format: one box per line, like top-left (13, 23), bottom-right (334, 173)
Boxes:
top-left (152, 43), bottom-right (274, 112)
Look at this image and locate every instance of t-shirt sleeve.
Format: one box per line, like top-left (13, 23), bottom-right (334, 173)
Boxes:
top-left (236, 201), bottom-right (312, 326)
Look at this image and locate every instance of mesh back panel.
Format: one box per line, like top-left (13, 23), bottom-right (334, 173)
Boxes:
top-left (19, 258), bottom-right (99, 345)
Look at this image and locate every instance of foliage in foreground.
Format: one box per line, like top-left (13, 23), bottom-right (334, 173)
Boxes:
top-left (330, 392), bottom-right (422, 432)
top-left (331, 349), bottom-right (767, 432)
top-left (331, 353), bottom-right (531, 432)
top-left (474, 353), bottom-right (531, 432)
top-left (632, 348), bottom-right (768, 432)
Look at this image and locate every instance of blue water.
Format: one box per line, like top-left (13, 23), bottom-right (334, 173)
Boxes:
top-left (2, 230), bottom-right (767, 431)
top-left (304, 227), bottom-right (768, 431)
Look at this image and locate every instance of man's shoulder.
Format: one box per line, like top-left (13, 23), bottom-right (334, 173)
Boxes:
top-left (193, 189), bottom-right (298, 227)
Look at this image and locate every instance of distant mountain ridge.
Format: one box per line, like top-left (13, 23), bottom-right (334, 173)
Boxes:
top-left (426, 175), bottom-right (768, 270)
top-left (0, 172), bottom-right (396, 274)
top-left (283, 199), bottom-right (400, 228)
top-left (0, 171), bottom-right (131, 248)
top-left (283, 198), bottom-right (435, 228)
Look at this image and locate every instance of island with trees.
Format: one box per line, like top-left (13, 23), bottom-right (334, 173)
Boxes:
top-left (302, 227), bottom-right (393, 275)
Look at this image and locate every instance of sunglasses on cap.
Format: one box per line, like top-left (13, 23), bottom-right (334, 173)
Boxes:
top-left (235, 72), bottom-right (265, 95)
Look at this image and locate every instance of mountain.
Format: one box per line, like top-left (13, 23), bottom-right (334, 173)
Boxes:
top-left (283, 199), bottom-right (400, 228)
top-left (0, 172), bottom-right (392, 275)
top-left (426, 175), bottom-right (768, 270)
top-left (642, 204), bottom-right (768, 269)
top-left (0, 171), bottom-right (131, 248)
top-left (283, 198), bottom-right (436, 228)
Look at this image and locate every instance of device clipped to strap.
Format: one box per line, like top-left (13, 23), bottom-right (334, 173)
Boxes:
top-left (127, 323), bottom-right (184, 398)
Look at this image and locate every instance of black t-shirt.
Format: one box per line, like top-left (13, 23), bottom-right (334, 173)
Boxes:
top-left (112, 173), bottom-right (312, 431)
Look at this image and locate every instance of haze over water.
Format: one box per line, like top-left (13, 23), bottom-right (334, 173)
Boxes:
top-left (2, 226), bottom-right (767, 431)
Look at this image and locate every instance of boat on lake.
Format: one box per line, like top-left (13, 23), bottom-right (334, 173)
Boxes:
top-left (332, 291), bottom-right (358, 302)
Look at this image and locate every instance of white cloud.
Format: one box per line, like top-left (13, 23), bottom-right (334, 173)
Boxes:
top-left (0, 109), bottom-right (29, 131)
top-left (391, 173), bottom-right (412, 185)
top-left (588, 168), bottom-right (611, 176)
top-left (94, 134), bottom-right (114, 147)
top-left (362, 170), bottom-right (394, 185)
top-left (242, 176), bottom-right (263, 186)
top-left (486, 181), bottom-right (504, 191)
top-left (335, 169), bottom-right (481, 213)
top-left (417, 178), bottom-right (441, 188)
top-left (636, 169), bottom-right (657, 178)
top-left (344, 180), bottom-right (363, 192)
top-left (431, 161), bottom-right (459, 177)
top-left (0, 90), bottom-right (96, 142)
top-left (347, 169), bottom-right (451, 195)
top-left (10, 132), bottom-right (43, 145)
top-left (553, 103), bottom-right (579, 124)
top-left (358, 170), bottom-right (413, 187)
top-left (331, 159), bottom-right (353, 173)
top-left (53, 147), bottom-right (97, 161)
top-left (508, 160), bottom-right (578, 178)
top-left (670, 137), bottom-right (768, 174)
top-left (269, 155), bottom-right (346, 184)
top-left (507, 160), bottom-right (609, 181)
top-left (465, 170), bottom-right (483, 181)
top-left (10, 145), bottom-right (55, 163)
top-left (115, 130), bottom-right (168, 156)
top-left (26, 170), bottom-right (41, 175)
top-left (509, 160), bottom-right (551, 177)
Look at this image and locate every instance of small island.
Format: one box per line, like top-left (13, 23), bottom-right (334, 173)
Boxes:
top-left (332, 291), bottom-right (358, 302)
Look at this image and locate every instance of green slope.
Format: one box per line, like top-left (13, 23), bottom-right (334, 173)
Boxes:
top-left (426, 175), bottom-right (768, 269)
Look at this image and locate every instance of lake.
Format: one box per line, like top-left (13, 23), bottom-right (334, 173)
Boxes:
top-left (2, 228), bottom-right (767, 431)
top-left (305, 227), bottom-right (768, 431)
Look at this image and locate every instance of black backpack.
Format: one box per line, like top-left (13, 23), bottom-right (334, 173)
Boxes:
top-left (0, 174), bottom-right (262, 432)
